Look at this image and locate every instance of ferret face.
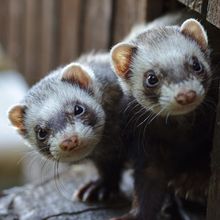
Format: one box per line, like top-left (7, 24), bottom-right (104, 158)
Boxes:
top-left (111, 19), bottom-right (211, 116)
top-left (8, 64), bottom-right (105, 163)
top-left (130, 35), bottom-right (210, 116)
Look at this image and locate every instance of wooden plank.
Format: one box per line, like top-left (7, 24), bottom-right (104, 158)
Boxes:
top-left (112, 0), bottom-right (147, 44)
top-left (40, 0), bottom-right (57, 77)
top-left (207, 78), bottom-right (220, 219)
top-left (177, 0), bottom-right (203, 13)
top-left (7, 0), bottom-right (25, 73)
top-left (81, 0), bottom-right (112, 53)
top-left (0, 0), bottom-right (9, 49)
top-left (0, 164), bottom-right (130, 219)
top-left (207, 0), bottom-right (220, 29)
top-left (24, 0), bottom-right (42, 85)
top-left (145, 0), bottom-right (164, 21)
top-left (58, 0), bottom-right (82, 65)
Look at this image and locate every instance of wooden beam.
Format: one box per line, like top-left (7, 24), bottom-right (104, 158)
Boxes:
top-left (24, 0), bottom-right (42, 85)
top-left (0, 0), bottom-right (9, 50)
top-left (58, 0), bottom-right (82, 65)
top-left (81, 0), bottom-right (112, 53)
top-left (177, 0), bottom-right (203, 13)
top-left (7, 0), bottom-right (25, 73)
top-left (40, 0), bottom-right (57, 77)
top-left (0, 164), bottom-right (130, 219)
top-left (207, 0), bottom-right (220, 29)
top-left (112, 0), bottom-right (147, 44)
top-left (145, 0), bottom-right (164, 21)
top-left (207, 80), bottom-right (220, 220)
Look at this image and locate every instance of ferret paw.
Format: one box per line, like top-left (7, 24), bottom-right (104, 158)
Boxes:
top-left (74, 179), bottom-right (119, 203)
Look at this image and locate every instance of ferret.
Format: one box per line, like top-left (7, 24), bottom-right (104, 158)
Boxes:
top-left (110, 18), bottom-right (215, 220)
top-left (8, 53), bottom-right (126, 202)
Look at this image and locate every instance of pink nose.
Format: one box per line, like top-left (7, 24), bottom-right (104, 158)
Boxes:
top-left (175, 90), bottom-right (197, 105)
top-left (60, 135), bottom-right (79, 151)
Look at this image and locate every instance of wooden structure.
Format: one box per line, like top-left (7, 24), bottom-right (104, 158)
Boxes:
top-left (0, 0), bottom-right (179, 85)
top-left (0, 0), bottom-right (220, 219)
top-left (177, 1), bottom-right (220, 220)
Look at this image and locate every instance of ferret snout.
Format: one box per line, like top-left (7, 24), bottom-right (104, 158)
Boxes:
top-left (175, 90), bottom-right (197, 105)
top-left (59, 135), bottom-right (79, 152)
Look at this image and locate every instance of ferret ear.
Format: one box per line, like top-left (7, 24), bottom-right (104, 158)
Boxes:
top-left (8, 105), bottom-right (26, 134)
top-left (110, 43), bottom-right (136, 78)
top-left (180, 19), bottom-right (208, 50)
top-left (62, 64), bottom-right (92, 89)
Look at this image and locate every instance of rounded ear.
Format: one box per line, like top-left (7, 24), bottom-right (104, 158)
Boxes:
top-left (8, 104), bottom-right (26, 134)
top-left (61, 63), bottom-right (92, 89)
top-left (110, 43), bottom-right (136, 78)
top-left (180, 19), bottom-right (208, 50)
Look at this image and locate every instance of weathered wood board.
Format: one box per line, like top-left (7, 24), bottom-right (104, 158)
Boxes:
top-left (0, 164), bottom-right (131, 220)
top-left (177, 0), bottom-right (203, 13)
top-left (207, 83), bottom-right (220, 220)
top-left (207, 0), bottom-right (220, 29)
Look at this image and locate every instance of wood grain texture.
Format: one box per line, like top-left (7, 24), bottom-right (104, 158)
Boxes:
top-left (145, 0), bottom-right (164, 21)
top-left (0, 0), bottom-right (9, 49)
top-left (40, 0), bottom-right (57, 76)
top-left (81, 0), bottom-right (112, 53)
top-left (58, 0), bottom-right (82, 65)
top-left (0, 164), bottom-right (130, 220)
top-left (207, 0), bottom-right (220, 29)
top-left (111, 0), bottom-right (147, 44)
top-left (177, 0), bottom-right (203, 13)
top-left (207, 81), bottom-right (220, 220)
top-left (24, 0), bottom-right (42, 84)
top-left (7, 0), bottom-right (25, 73)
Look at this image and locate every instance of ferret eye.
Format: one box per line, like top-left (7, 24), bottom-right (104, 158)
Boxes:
top-left (74, 105), bottom-right (85, 116)
top-left (37, 128), bottom-right (49, 141)
top-left (192, 57), bottom-right (203, 73)
top-left (145, 71), bottom-right (159, 88)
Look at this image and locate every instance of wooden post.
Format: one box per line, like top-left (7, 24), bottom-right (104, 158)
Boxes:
top-left (207, 83), bottom-right (220, 220)
top-left (57, 0), bottom-right (82, 65)
top-left (81, 0), bottom-right (112, 53)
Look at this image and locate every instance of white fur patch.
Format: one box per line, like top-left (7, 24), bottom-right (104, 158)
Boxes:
top-left (160, 77), bottom-right (205, 115)
top-left (24, 71), bottom-right (105, 156)
top-left (49, 120), bottom-right (103, 162)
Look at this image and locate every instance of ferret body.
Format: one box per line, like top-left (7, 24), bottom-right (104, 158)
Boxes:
top-left (8, 53), bottom-right (126, 202)
top-left (111, 18), bottom-right (215, 220)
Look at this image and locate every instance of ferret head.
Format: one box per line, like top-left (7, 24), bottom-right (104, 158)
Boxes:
top-left (111, 19), bottom-right (211, 116)
top-left (8, 63), bottom-right (105, 162)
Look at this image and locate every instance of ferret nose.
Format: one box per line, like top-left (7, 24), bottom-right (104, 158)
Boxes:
top-left (60, 135), bottom-right (79, 152)
top-left (175, 90), bottom-right (197, 105)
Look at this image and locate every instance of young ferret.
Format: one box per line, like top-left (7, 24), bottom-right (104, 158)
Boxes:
top-left (8, 53), bottom-right (127, 202)
top-left (111, 19), bottom-right (215, 219)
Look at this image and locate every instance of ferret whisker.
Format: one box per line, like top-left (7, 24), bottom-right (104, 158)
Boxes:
top-left (124, 102), bottom-right (142, 120)
top-left (26, 154), bottom-right (42, 174)
top-left (17, 151), bottom-right (37, 165)
top-left (123, 99), bottom-right (138, 114)
top-left (136, 103), bottom-right (161, 127)
top-left (40, 157), bottom-right (52, 183)
top-left (134, 108), bottom-right (151, 129)
top-left (147, 106), bottom-right (166, 125)
top-left (53, 160), bottom-right (71, 201)
top-left (123, 105), bottom-right (146, 131)
top-left (165, 112), bottom-right (170, 125)
top-left (53, 160), bottom-right (64, 196)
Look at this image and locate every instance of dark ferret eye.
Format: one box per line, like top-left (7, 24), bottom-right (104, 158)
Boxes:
top-left (74, 104), bottom-right (85, 116)
top-left (145, 70), bottom-right (159, 88)
top-left (37, 128), bottom-right (49, 141)
top-left (192, 57), bottom-right (203, 73)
